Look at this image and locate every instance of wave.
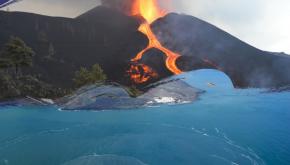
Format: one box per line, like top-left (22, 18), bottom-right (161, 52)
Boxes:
top-left (138, 122), bottom-right (265, 165)
top-left (0, 127), bottom-right (70, 150)
top-left (62, 154), bottom-right (147, 165)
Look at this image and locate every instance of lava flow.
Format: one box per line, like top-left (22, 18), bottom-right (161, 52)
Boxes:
top-left (128, 0), bottom-right (182, 84)
top-left (127, 64), bottom-right (158, 84)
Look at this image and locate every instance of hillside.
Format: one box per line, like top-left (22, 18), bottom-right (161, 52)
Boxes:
top-left (0, 6), bottom-right (290, 95)
top-left (152, 13), bottom-right (290, 87)
top-left (0, 6), bottom-right (146, 88)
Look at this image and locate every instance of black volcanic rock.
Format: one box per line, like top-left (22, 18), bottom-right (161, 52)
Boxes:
top-left (0, 6), bottom-right (147, 87)
top-left (152, 13), bottom-right (290, 88)
top-left (77, 6), bottom-right (139, 30)
top-left (139, 48), bottom-right (172, 78)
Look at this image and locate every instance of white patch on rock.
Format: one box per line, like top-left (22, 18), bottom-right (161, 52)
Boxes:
top-left (41, 98), bottom-right (54, 104)
top-left (154, 97), bottom-right (176, 103)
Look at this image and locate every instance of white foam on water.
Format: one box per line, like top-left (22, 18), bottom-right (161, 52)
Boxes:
top-left (62, 154), bottom-right (148, 165)
top-left (218, 132), bottom-right (265, 165)
top-left (215, 128), bottom-right (220, 134)
top-left (203, 133), bottom-right (209, 136)
top-left (211, 154), bottom-right (237, 165)
top-left (38, 128), bottom-right (70, 135)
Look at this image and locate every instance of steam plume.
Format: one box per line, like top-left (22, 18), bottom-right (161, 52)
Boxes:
top-left (100, 0), bottom-right (134, 14)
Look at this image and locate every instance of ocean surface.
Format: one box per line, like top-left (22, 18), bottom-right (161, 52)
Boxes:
top-left (0, 70), bottom-right (289, 165)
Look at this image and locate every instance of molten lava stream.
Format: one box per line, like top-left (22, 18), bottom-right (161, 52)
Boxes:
top-left (129, 0), bottom-right (183, 84)
top-left (131, 23), bottom-right (182, 75)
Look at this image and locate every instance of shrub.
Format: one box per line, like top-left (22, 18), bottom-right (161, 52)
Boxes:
top-left (0, 36), bottom-right (35, 77)
top-left (73, 64), bottom-right (107, 88)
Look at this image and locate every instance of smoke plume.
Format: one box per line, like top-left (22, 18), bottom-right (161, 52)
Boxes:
top-left (100, 0), bottom-right (134, 14)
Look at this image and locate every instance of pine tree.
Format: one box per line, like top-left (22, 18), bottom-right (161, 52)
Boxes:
top-left (0, 36), bottom-right (35, 77)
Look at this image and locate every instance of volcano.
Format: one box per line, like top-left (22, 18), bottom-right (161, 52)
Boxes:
top-left (0, 4), bottom-right (290, 89)
top-left (128, 0), bottom-right (182, 84)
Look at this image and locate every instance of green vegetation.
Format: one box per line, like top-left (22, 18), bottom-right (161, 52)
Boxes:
top-left (0, 72), bottom-right (70, 100)
top-left (0, 36), bottom-right (69, 100)
top-left (0, 73), bottom-right (20, 99)
top-left (0, 36), bottom-right (35, 77)
top-left (0, 37), bottom-right (142, 100)
top-left (73, 64), bottom-right (107, 88)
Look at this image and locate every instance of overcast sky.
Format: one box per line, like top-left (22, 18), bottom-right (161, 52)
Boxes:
top-left (2, 0), bottom-right (290, 54)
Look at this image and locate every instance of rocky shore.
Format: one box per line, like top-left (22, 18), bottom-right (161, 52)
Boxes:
top-left (0, 77), bottom-right (204, 110)
top-left (58, 78), bottom-right (203, 110)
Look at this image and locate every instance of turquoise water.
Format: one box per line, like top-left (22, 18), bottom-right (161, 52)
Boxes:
top-left (0, 70), bottom-right (290, 165)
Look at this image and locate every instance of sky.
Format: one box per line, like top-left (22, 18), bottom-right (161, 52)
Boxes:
top-left (1, 0), bottom-right (290, 54)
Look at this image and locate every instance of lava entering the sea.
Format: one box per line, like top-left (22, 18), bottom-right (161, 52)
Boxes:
top-left (128, 0), bottom-right (183, 84)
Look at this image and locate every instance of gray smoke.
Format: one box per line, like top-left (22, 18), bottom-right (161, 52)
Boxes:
top-left (100, 0), bottom-right (134, 14)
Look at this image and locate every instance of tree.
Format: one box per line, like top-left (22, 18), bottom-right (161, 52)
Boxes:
top-left (0, 58), bottom-right (13, 70)
top-left (73, 64), bottom-right (107, 88)
top-left (0, 36), bottom-right (35, 77)
top-left (73, 67), bottom-right (91, 88)
top-left (90, 64), bottom-right (107, 83)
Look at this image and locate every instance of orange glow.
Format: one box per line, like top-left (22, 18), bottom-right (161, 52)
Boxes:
top-left (129, 0), bottom-right (182, 83)
top-left (131, 0), bottom-right (166, 24)
top-left (127, 64), bottom-right (158, 84)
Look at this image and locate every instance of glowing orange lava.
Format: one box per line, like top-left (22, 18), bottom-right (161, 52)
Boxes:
top-left (129, 0), bottom-right (182, 84)
top-left (127, 64), bottom-right (158, 84)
